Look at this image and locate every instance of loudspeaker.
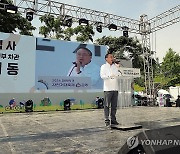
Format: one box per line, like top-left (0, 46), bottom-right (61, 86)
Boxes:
top-left (118, 125), bottom-right (180, 154)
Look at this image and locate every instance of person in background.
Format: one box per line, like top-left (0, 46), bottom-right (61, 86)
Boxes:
top-left (100, 53), bottom-right (120, 127)
top-left (175, 95), bottom-right (180, 107)
top-left (165, 96), bottom-right (171, 107)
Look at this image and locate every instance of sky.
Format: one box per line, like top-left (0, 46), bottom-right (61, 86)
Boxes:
top-left (30, 0), bottom-right (180, 62)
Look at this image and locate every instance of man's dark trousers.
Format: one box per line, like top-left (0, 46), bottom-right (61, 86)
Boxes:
top-left (104, 91), bottom-right (118, 122)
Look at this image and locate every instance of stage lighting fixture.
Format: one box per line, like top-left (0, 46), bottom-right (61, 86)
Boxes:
top-left (26, 9), bottom-right (34, 21)
top-left (79, 18), bottom-right (89, 26)
top-left (64, 16), bottom-right (73, 27)
top-left (96, 22), bottom-right (102, 33)
top-left (123, 31), bottom-right (128, 37)
top-left (122, 26), bottom-right (129, 37)
top-left (25, 100), bottom-right (33, 112)
top-left (96, 97), bottom-right (104, 109)
top-left (108, 23), bottom-right (117, 31)
top-left (5, 4), bottom-right (18, 14)
top-left (64, 99), bottom-right (71, 111)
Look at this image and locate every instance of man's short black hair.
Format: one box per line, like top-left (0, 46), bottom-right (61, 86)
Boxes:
top-left (105, 53), bottom-right (112, 59)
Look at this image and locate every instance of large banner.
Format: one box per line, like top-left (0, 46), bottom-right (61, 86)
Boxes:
top-left (0, 32), bottom-right (106, 93)
top-left (0, 33), bottom-right (35, 93)
top-left (35, 38), bottom-right (106, 91)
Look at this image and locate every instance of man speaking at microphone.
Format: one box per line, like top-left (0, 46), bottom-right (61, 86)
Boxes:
top-left (100, 53), bottom-right (120, 128)
top-left (67, 47), bottom-right (101, 89)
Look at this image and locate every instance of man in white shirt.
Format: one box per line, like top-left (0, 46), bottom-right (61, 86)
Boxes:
top-left (67, 47), bottom-right (101, 89)
top-left (100, 53), bottom-right (120, 127)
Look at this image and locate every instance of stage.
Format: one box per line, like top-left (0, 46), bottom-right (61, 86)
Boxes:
top-left (0, 106), bottom-right (180, 153)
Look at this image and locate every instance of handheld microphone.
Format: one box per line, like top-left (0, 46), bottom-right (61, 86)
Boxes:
top-left (69, 61), bottom-right (81, 76)
top-left (73, 61), bottom-right (82, 67)
top-left (72, 62), bottom-right (77, 67)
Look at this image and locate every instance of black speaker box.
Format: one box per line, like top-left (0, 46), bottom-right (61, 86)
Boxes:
top-left (118, 125), bottom-right (180, 154)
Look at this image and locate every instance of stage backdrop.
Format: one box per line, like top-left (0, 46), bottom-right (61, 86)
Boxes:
top-left (0, 32), bottom-right (107, 107)
top-left (0, 32), bottom-right (36, 93)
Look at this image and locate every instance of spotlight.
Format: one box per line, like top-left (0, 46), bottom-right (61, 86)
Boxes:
top-left (96, 97), bottom-right (104, 109)
top-left (79, 18), bottom-right (89, 26)
top-left (64, 99), bottom-right (71, 111)
top-left (64, 16), bottom-right (73, 27)
top-left (25, 100), bottom-right (33, 112)
top-left (96, 22), bottom-right (102, 33)
top-left (5, 4), bottom-right (18, 14)
top-left (108, 23), bottom-right (117, 31)
top-left (26, 9), bottom-right (34, 21)
top-left (122, 26), bottom-right (129, 37)
top-left (123, 31), bottom-right (128, 37)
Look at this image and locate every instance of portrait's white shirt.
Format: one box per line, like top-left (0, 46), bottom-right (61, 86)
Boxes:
top-left (100, 62), bottom-right (120, 91)
top-left (68, 62), bottom-right (101, 88)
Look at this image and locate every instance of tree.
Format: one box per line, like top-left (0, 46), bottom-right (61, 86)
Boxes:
top-left (95, 36), bottom-right (144, 69)
top-left (0, 0), bottom-right (36, 35)
top-left (73, 25), bottom-right (94, 43)
top-left (39, 14), bottom-right (64, 39)
top-left (160, 48), bottom-right (180, 87)
top-left (39, 14), bottom-right (95, 42)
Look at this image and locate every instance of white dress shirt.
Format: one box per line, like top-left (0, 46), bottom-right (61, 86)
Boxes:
top-left (100, 62), bottom-right (120, 91)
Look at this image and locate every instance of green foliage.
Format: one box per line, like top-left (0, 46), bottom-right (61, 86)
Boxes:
top-left (39, 14), bottom-right (95, 42)
top-left (0, 0), bottom-right (36, 35)
top-left (154, 48), bottom-right (180, 89)
top-left (95, 36), bottom-right (145, 74)
top-left (73, 25), bottom-right (94, 43)
top-left (95, 36), bottom-right (125, 56)
top-left (161, 48), bottom-right (180, 78)
top-left (39, 14), bottom-right (64, 39)
top-left (63, 28), bottom-right (74, 41)
top-left (134, 84), bottom-right (145, 92)
top-left (134, 77), bottom-right (145, 87)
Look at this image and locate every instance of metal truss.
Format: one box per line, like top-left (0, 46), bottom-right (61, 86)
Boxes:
top-left (14, 0), bottom-right (140, 34)
top-left (149, 5), bottom-right (180, 33)
top-left (140, 14), bottom-right (154, 100)
top-left (1, 0), bottom-right (180, 99)
top-left (2, 1), bottom-right (179, 34)
top-left (139, 5), bottom-right (180, 99)
top-left (0, 2), bottom-right (8, 10)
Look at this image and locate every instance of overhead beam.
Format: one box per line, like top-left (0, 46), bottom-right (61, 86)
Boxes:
top-left (149, 5), bottom-right (180, 32)
top-left (2, 1), bottom-right (180, 34)
top-left (15, 0), bottom-right (140, 34)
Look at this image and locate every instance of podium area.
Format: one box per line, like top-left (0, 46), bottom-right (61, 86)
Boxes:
top-left (116, 67), bottom-right (143, 130)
